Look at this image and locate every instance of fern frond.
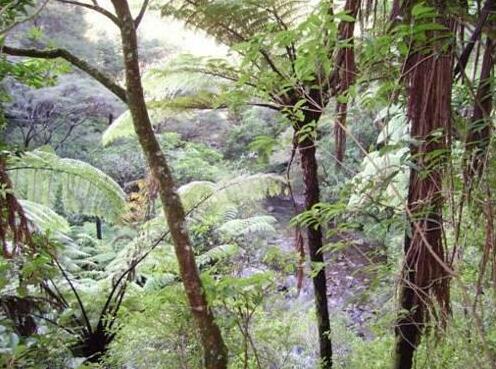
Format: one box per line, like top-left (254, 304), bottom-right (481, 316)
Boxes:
top-left (178, 173), bottom-right (285, 213)
top-left (101, 54), bottom-right (239, 146)
top-left (143, 273), bottom-right (178, 291)
top-left (146, 55), bottom-right (239, 98)
top-left (101, 107), bottom-right (173, 146)
top-left (102, 173), bottom-right (284, 279)
top-left (19, 199), bottom-right (70, 235)
top-left (211, 173), bottom-right (286, 204)
top-left (162, 0), bottom-right (310, 46)
top-left (177, 180), bottom-right (217, 212)
top-left (218, 215), bottom-right (277, 237)
top-left (196, 244), bottom-right (241, 267)
top-left (375, 105), bottom-right (409, 145)
top-left (7, 150), bottom-right (126, 222)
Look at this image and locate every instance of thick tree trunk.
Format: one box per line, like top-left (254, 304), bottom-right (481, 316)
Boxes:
top-left (297, 112), bottom-right (332, 369)
top-left (109, 2), bottom-right (228, 368)
top-left (393, 9), bottom-right (454, 369)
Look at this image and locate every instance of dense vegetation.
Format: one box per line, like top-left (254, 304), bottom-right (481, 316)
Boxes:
top-left (0, 1), bottom-right (495, 368)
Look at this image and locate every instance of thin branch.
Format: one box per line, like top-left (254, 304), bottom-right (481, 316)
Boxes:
top-left (134, 0), bottom-right (150, 28)
top-left (1, 45), bottom-right (127, 103)
top-left (246, 102), bottom-right (281, 110)
top-left (454, 0), bottom-right (495, 77)
top-left (56, 0), bottom-right (120, 26)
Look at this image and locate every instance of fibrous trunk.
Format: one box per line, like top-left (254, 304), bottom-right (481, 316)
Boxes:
top-left (0, 157), bottom-right (32, 257)
top-left (393, 10), bottom-right (454, 369)
top-left (110, 2), bottom-right (228, 368)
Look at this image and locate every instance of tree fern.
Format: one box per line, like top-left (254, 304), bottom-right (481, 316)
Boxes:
top-left (103, 174), bottom-right (284, 281)
top-left (7, 150), bottom-right (126, 222)
top-left (145, 56), bottom-right (237, 99)
top-left (103, 0), bottom-right (314, 147)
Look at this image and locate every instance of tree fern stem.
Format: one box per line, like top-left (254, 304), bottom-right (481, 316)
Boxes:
top-left (295, 110), bottom-right (333, 369)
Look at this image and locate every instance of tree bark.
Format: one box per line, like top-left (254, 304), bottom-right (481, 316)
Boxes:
top-left (334, 0), bottom-right (359, 169)
top-left (109, 1), bottom-right (228, 368)
top-left (464, 37), bottom-right (494, 179)
top-left (297, 111), bottom-right (333, 369)
top-left (95, 217), bottom-right (102, 240)
top-left (393, 6), bottom-right (454, 369)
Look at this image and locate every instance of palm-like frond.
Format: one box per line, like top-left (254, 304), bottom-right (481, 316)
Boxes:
top-left (145, 55), bottom-right (239, 99)
top-left (101, 107), bottom-right (177, 146)
top-left (7, 150), bottom-right (126, 222)
top-left (19, 199), bottom-right (70, 235)
top-left (19, 199), bottom-right (74, 247)
top-left (218, 215), bottom-right (277, 237)
top-left (161, 0), bottom-right (309, 46)
top-left (196, 243), bottom-right (241, 267)
top-left (178, 173), bottom-right (286, 213)
top-left (102, 54), bottom-right (240, 146)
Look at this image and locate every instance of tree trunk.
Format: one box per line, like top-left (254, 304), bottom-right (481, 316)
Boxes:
top-left (297, 112), bottom-right (333, 369)
top-left (334, 0), bottom-right (359, 169)
top-left (109, 2), bottom-right (228, 368)
top-left (464, 37), bottom-right (494, 179)
top-left (393, 8), bottom-right (454, 369)
top-left (95, 217), bottom-right (102, 240)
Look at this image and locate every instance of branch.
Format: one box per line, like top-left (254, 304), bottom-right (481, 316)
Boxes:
top-left (1, 45), bottom-right (127, 103)
top-left (246, 102), bottom-right (281, 111)
top-left (454, 0), bottom-right (495, 77)
top-left (56, 0), bottom-right (120, 26)
top-left (134, 0), bottom-right (149, 28)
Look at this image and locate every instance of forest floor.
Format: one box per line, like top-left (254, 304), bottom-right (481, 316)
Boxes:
top-left (265, 196), bottom-right (386, 337)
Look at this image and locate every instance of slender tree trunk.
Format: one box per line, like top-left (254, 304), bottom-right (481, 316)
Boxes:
top-left (95, 217), bottom-right (102, 240)
top-left (334, 0), bottom-right (359, 169)
top-left (109, 2), bottom-right (228, 368)
top-left (393, 6), bottom-right (454, 369)
top-left (464, 38), bottom-right (494, 179)
top-left (296, 111), bottom-right (332, 369)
